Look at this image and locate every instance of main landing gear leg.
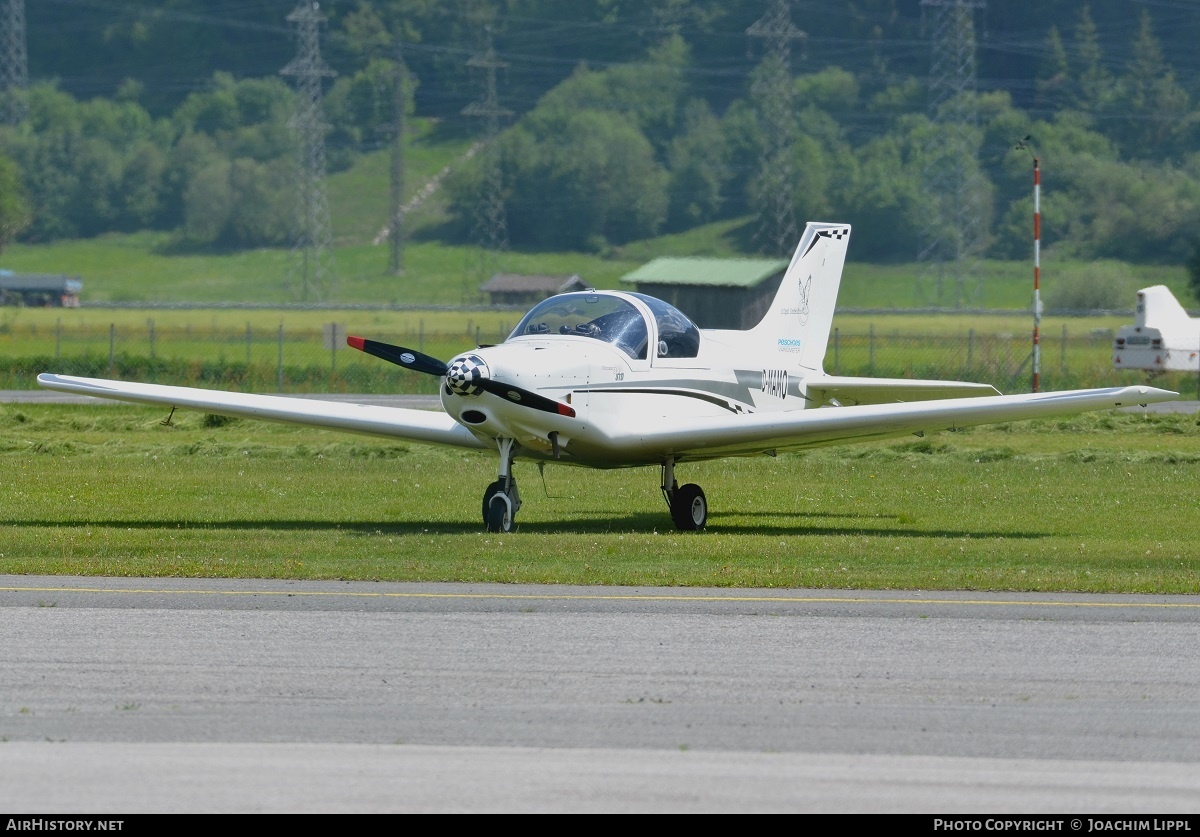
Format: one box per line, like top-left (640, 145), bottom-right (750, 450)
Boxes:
top-left (661, 457), bottom-right (707, 531)
top-left (483, 438), bottom-right (521, 533)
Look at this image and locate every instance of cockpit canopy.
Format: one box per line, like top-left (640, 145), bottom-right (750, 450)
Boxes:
top-left (509, 292), bottom-right (700, 361)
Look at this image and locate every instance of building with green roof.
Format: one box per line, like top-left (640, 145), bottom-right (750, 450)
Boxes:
top-left (620, 256), bottom-right (789, 329)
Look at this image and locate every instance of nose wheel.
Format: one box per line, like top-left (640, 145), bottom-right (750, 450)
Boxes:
top-left (662, 458), bottom-right (707, 531)
top-left (483, 478), bottom-right (520, 532)
top-left (483, 438), bottom-right (521, 533)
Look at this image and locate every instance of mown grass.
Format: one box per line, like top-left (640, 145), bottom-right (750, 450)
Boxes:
top-left (2, 403), bottom-right (1197, 593)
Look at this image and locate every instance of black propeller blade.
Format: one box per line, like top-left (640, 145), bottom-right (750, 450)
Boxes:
top-left (347, 336), bottom-right (448, 377)
top-left (347, 336), bottom-right (576, 418)
top-left (475, 378), bottom-right (576, 417)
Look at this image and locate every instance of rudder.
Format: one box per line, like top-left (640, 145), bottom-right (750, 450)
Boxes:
top-left (748, 222), bottom-right (851, 372)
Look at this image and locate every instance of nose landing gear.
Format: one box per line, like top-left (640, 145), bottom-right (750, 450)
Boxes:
top-left (484, 438), bottom-right (521, 533)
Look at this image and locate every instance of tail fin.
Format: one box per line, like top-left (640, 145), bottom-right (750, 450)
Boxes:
top-left (748, 222), bottom-right (851, 372)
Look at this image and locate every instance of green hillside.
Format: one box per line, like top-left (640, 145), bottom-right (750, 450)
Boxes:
top-left (0, 117), bottom-right (1193, 313)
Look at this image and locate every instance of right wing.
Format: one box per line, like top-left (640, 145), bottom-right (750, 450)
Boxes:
top-left (600, 384), bottom-right (1180, 463)
top-left (36, 373), bottom-right (488, 450)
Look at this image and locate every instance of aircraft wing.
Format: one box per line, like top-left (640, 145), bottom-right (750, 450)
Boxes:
top-left (606, 385), bottom-right (1180, 462)
top-left (806, 375), bottom-right (1000, 407)
top-left (36, 373), bottom-right (489, 450)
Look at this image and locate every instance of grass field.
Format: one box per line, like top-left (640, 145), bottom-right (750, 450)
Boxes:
top-left (3, 227), bottom-right (1191, 311)
top-left (1, 129), bottom-right (1197, 592)
top-left (2, 402), bottom-right (1197, 593)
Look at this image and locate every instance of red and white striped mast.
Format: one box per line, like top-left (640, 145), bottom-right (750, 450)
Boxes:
top-left (1016, 136), bottom-right (1041, 392)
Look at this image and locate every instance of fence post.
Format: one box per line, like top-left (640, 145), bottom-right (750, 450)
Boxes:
top-left (149, 319), bottom-right (155, 359)
top-left (967, 328), bottom-right (974, 376)
top-left (56, 318), bottom-right (61, 360)
top-left (833, 328), bottom-right (839, 375)
top-left (1060, 324), bottom-right (1067, 380)
top-left (869, 324), bottom-right (875, 375)
top-left (246, 322), bottom-right (252, 366)
top-left (108, 324), bottom-right (115, 375)
top-left (277, 323), bottom-right (284, 393)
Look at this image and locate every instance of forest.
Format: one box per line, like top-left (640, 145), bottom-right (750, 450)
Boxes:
top-left (2, 0), bottom-right (1200, 302)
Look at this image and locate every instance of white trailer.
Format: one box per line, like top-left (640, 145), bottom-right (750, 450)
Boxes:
top-left (1112, 285), bottom-right (1200, 374)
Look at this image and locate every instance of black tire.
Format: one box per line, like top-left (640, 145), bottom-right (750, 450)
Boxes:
top-left (482, 480), bottom-right (505, 525)
top-left (670, 483), bottom-right (707, 531)
top-left (485, 494), bottom-right (514, 533)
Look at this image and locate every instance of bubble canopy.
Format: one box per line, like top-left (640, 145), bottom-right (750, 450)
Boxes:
top-left (508, 292), bottom-right (700, 360)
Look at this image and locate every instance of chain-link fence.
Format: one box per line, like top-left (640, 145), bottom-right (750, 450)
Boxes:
top-left (2, 315), bottom-right (1191, 396)
top-left (2, 316), bottom-right (506, 394)
top-left (827, 325), bottom-right (1137, 393)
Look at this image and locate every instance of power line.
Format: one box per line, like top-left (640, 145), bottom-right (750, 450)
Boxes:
top-left (387, 36), bottom-right (408, 277)
top-left (280, 0), bottom-right (335, 303)
top-left (747, 0), bottom-right (806, 257)
top-left (918, 0), bottom-right (987, 309)
top-left (0, 0), bottom-right (28, 125)
top-left (462, 25), bottom-right (511, 259)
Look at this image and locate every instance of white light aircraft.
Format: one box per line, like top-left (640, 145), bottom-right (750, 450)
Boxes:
top-left (1112, 285), bottom-right (1200, 374)
top-left (39, 222), bottom-right (1179, 532)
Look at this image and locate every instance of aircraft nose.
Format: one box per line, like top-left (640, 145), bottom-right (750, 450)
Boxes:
top-left (445, 354), bottom-right (490, 396)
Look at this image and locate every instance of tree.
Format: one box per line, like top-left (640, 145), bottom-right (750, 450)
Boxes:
top-left (840, 129), bottom-right (922, 260)
top-left (1071, 5), bottom-right (1115, 122)
top-left (455, 106), bottom-right (669, 251)
top-left (0, 153), bottom-right (31, 254)
top-left (664, 100), bottom-right (730, 232)
top-left (1112, 10), bottom-right (1193, 160)
top-left (1188, 244), bottom-right (1200, 305)
top-left (1034, 26), bottom-right (1069, 112)
top-left (531, 35), bottom-right (690, 156)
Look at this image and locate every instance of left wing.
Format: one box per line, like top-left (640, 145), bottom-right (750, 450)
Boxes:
top-left (601, 385), bottom-right (1179, 461)
top-left (36, 373), bottom-right (488, 450)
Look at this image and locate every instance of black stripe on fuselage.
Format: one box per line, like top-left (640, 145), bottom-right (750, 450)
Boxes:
top-left (585, 386), bottom-right (752, 414)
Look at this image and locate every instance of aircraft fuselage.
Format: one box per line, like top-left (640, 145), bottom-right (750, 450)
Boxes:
top-left (439, 327), bottom-right (804, 467)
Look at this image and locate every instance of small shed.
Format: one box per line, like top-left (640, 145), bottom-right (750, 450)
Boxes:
top-left (620, 257), bottom-right (789, 329)
top-left (480, 273), bottom-right (589, 306)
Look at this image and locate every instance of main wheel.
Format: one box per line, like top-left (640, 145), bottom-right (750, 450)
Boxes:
top-left (670, 483), bottom-right (707, 531)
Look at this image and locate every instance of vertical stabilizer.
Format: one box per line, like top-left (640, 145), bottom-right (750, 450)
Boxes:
top-left (748, 222), bottom-right (851, 372)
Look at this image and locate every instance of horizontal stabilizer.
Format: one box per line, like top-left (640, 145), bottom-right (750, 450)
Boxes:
top-left (806, 376), bottom-right (1000, 407)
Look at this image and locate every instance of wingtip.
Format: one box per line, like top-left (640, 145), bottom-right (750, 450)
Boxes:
top-left (346, 335), bottom-right (365, 351)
